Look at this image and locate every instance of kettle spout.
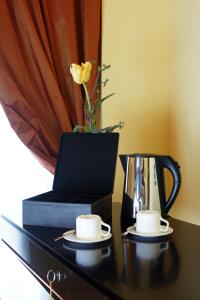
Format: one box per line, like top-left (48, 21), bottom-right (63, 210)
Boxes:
top-left (119, 155), bottom-right (128, 172)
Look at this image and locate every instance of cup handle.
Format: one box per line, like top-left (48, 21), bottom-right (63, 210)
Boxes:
top-left (101, 247), bottom-right (111, 259)
top-left (160, 242), bottom-right (169, 253)
top-left (160, 217), bottom-right (169, 232)
top-left (101, 221), bottom-right (111, 237)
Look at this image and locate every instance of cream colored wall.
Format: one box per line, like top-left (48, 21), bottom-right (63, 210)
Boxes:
top-left (102, 1), bottom-right (170, 205)
top-left (169, 0), bottom-right (200, 225)
top-left (102, 0), bottom-right (200, 225)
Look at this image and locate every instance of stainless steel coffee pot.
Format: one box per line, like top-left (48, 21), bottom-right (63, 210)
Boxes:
top-left (120, 154), bottom-right (181, 229)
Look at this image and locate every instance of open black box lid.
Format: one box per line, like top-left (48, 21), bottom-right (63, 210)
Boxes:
top-left (53, 132), bottom-right (119, 196)
top-left (22, 132), bottom-right (119, 228)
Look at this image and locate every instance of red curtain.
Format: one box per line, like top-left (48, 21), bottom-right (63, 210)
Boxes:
top-left (0, 0), bottom-right (101, 173)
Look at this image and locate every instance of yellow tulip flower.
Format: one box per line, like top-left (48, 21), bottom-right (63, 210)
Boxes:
top-left (70, 62), bottom-right (92, 84)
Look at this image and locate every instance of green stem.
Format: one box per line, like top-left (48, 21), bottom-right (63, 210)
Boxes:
top-left (83, 82), bottom-right (94, 132)
top-left (83, 82), bottom-right (92, 112)
top-left (91, 70), bottom-right (100, 100)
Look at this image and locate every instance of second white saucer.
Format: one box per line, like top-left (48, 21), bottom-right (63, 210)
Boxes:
top-left (124, 225), bottom-right (173, 238)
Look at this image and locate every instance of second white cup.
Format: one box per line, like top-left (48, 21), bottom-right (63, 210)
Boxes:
top-left (136, 210), bottom-right (169, 234)
top-left (76, 214), bottom-right (111, 241)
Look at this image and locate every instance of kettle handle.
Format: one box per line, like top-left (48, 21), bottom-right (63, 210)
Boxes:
top-left (157, 156), bottom-right (181, 215)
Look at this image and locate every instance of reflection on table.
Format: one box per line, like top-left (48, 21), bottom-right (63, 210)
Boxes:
top-left (122, 238), bottom-right (180, 289)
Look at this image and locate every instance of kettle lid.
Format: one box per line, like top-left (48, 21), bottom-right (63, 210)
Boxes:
top-left (127, 153), bottom-right (171, 158)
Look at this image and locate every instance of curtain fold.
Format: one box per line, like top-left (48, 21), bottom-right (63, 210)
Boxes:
top-left (0, 0), bottom-right (101, 173)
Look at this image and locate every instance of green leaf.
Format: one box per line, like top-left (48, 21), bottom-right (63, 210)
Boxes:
top-left (100, 92), bottom-right (115, 103)
top-left (94, 121), bottom-right (125, 133)
top-left (73, 125), bottom-right (84, 132)
top-left (83, 125), bottom-right (93, 132)
top-left (92, 93), bottom-right (115, 113)
top-left (98, 64), bottom-right (111, 72)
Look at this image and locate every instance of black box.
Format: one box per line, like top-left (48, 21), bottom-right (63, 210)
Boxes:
top-left (22, 191), bottom-right (112, 228)
top-left (22, 133), bottom-right (119, 228)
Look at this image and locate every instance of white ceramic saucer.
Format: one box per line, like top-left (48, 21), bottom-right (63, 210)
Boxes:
top-left (123, 225), bottom-right (173, 238)
top-left (63, 229), bottom-right (112, 244)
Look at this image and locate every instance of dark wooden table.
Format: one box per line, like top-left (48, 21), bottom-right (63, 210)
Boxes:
top-left (1, 203), bottom-right (200, 300)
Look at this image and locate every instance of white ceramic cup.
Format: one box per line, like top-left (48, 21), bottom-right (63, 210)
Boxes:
top-left (76, 214), bottom-right (111, 241)
top-left (136, 210), bottom-right (169, 234)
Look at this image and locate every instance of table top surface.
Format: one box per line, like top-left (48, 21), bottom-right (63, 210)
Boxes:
top-left (1, 203), bottom-right (200, 300)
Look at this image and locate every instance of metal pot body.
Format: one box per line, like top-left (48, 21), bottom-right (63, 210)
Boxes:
top-left (120, 154), bottom-right (181, 229)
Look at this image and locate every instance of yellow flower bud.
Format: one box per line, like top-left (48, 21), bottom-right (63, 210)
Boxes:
top-left (70, 62), bottom-right (92, 84)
